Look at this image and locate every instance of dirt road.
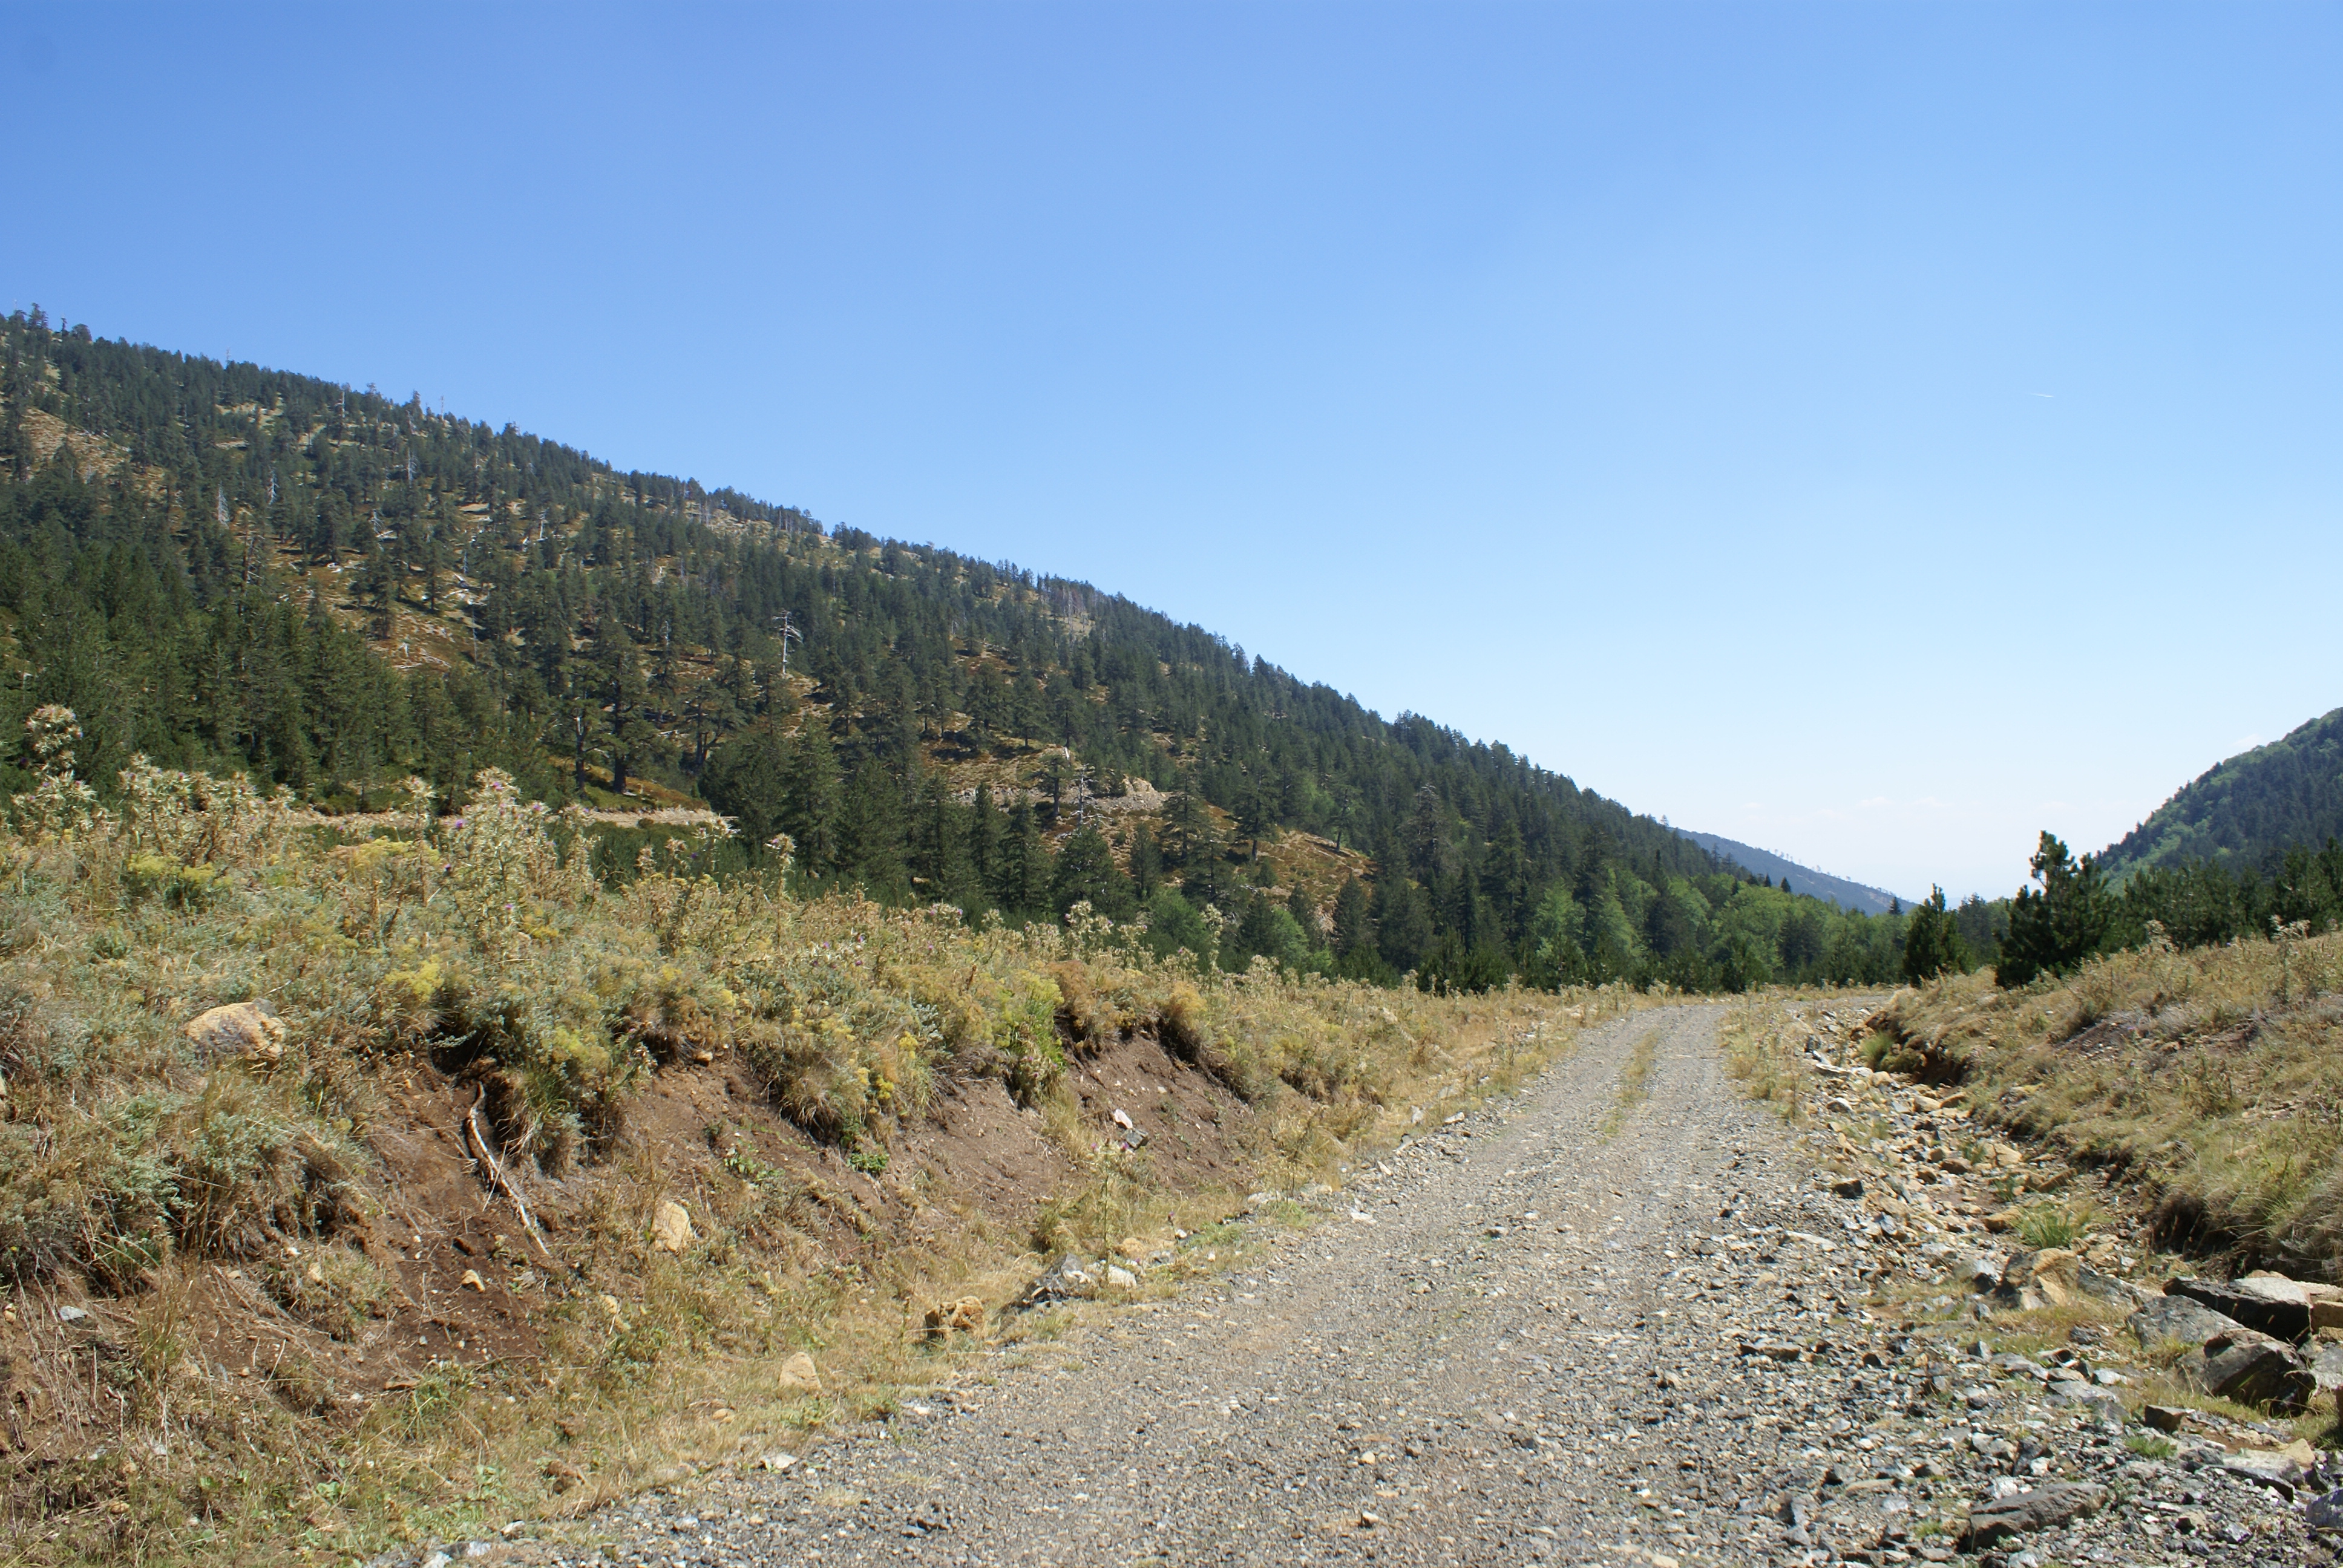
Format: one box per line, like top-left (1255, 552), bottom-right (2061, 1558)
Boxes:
top-left (562, 1002), bottom-right (2301, 1567)
top-left (575, 1006), bottom-right (1924, 1565)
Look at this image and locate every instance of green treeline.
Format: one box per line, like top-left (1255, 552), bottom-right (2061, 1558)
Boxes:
top-left (1987, 830), bottom-right (2343, 987)
top-left (1, 308), bottom-right (1931, 993)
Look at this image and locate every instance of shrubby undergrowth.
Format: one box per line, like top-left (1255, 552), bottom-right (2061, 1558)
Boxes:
top-left (0, 711), bottom-right (1628, 1564)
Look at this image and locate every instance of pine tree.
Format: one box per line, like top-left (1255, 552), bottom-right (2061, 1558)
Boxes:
top-left (784, 721), bottom-right (842, 877)
top-left (1331, 876), bottom-right (1373, 958)
top-left (1050, 825), bottom-right (1132, 920)
top-left (1899, 885), bottom-right (1968, 984)
top-left (1997, 833), bottom-right (2111, 987)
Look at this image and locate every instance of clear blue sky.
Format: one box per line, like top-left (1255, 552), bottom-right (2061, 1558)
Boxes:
top-left (7, 4), bottom-right (2337, 900)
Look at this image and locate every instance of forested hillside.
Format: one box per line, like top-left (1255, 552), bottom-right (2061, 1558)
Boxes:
top-left (2102, 707), bottom-right (2343, 880)
top-left (0, 307), bottom-right (1921, 989)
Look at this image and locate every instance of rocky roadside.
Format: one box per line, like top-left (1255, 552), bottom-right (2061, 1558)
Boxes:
top-left (364, 1002), bottom-right (2338, 1568)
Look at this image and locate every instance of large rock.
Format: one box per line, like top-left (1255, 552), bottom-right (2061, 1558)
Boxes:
top-left (2165, 1276), bottom-right (2311, 1340)
top-left (184, 999), bottom-right (286, 1063)
top-left (2190, 1331), bottom-right (2314, 1412)
top-left (2131, 1292), bottom-right (2250, 1348)
top-left (1958, 1482), bottom-right (2108, 1548)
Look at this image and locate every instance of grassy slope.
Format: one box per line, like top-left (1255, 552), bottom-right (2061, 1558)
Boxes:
top-left (1870, 930), bottom-right (2343, 1275)
top-left (0, 759), bottom-right (1657, 1566)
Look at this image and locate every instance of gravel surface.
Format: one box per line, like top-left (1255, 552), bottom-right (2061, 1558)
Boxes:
top-left (427, 1004), bottom-right (2328, 1567)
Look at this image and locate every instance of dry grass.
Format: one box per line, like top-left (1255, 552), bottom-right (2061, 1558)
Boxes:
top-left (0, 750), bottom-right (1648, 1566)
top-left (1873, 930), bottom-right (2343, 1274)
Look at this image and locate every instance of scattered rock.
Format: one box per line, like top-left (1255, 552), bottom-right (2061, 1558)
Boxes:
top-left (2142, 1403), bottom-right (2188, 1433)
top-left (1020, 1254), bottom-right (1099, 1307)
top-left (460, 1269), bottom-right (485, 1292)
top-left (1105, 1264), bottom-right (1136, 1288)
top-left (54, 1304), bottom-right (89, 1324)
top-left (923, 1296), bottom-right (986, 1337)
top-left (651, 1199), bottom-right (695, 1254)
top-left (183, 999), bottom-right (285, 1063)
top-left (775, 1351), bottom-right (822, 1397)
top-left (2307, 1488), bottom-right (2343, 1532)
top-left (1992, 1247), bottom-right (2080, 1310)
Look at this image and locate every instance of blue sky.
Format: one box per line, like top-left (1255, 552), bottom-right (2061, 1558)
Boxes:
top-left (6, 3), bottom-right (2337, 899)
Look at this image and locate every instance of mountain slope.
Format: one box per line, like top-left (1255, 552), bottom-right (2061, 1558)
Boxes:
top-left (1674, 829), bottom-right (1911, 915)
top-left (2102, 707), bottom-right (2343, 879)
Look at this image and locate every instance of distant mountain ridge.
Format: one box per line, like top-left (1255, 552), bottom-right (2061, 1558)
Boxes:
top-left (2102, 707), bottom-right (2343, 880)
top-left (1674, 831), bottom-right (1912, 916)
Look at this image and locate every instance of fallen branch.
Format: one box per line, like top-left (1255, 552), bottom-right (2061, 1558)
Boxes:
top-left (463, 1088), bottom-right (552, 1261)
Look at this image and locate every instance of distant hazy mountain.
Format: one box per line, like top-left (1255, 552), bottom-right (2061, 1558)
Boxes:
top-left (1675, 831), bottom-right (1912, 916)
top-left (2102, 707), bottom-right (2343, 880)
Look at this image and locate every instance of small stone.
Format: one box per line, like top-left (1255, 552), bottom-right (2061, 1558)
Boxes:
top-left (651, 1199), bottom-right (695, 1254)
top-left (2142, 1403), bottom-right (2187, 1432)
top-left (421, 1554), bottom-right (453, 1568)
top-left (776, 1351), bottom-right (822, 1396)
top-left (755, 1451), bottom-right (798, 1472)
top-left (55, 1304), bottom-right (90, 1323)
top-left (460, 1269), bottom-right (485, 1292)
top-left (1832, 1177), bottom-right (1864, 1198)
top-left (1106, 1265), bottom-right (1136, 1288)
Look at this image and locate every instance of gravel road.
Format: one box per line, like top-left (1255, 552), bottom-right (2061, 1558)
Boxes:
top-left (542, 1004), bottom-right (2318, 1567)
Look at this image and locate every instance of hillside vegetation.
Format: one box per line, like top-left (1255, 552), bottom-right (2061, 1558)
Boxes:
top-left (1872, 927), bottom-right (2343, 1276)
top-left (0, 307), bottom-right (1921, 992)
top-left (0, 730), bottom-right (1655, 1564)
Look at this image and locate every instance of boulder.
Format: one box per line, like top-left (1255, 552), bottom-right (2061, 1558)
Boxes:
top-left (2130, 1292), bottom-right (2250, 1349)
top-left (2190, 1331), bottom-right (2314, 1412)
top-left (775, 1351), bottom-right (822, 1396)
top-left (2220, 1439), bottom-right (2316, 1488)
top-left (650, 1200), bottom-right (695, 1254)
top-left (184, 999), bottom-right (286, 1063)
top-left (2164, 1276), bottom-right (2311, 1341)
top-left (1958, 1482), bottom-right (2108, 1548)
top-left (2307, 1488), bottom-right (2343, 1532)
